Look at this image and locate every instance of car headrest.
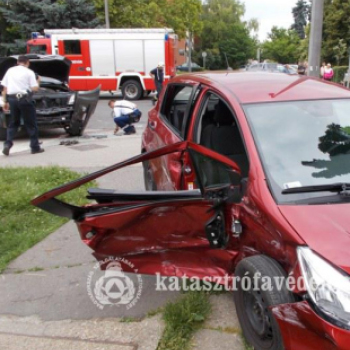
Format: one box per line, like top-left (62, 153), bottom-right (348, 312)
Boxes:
top-left (214, 101), bottom-right (234, 126)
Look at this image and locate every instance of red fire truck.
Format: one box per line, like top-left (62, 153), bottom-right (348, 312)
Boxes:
top-left (27, 28), bottom-right (177, 99)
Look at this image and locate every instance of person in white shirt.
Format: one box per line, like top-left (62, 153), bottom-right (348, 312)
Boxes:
top-left (108, 99), bottom-right (142, 135)
top-left (2, 55), bottom-right (44, 156)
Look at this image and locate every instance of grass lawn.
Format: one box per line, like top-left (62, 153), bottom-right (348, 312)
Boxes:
top-left (157, 291), bottom-right (211, 350)
top-left (0, 166), bottom-right (95, 273)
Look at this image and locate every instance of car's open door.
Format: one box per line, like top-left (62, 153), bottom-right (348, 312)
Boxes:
top-left (32, 141), bottom-right (243, 279)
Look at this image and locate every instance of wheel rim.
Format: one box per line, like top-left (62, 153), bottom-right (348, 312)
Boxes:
top-left (125, 84), bottom-right (138, 99)
top-left (244, 289), bottom-right (273, 341)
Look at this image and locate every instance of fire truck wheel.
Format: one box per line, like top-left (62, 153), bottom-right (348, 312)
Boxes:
top-left (122, 80), bottom-right (143, 100)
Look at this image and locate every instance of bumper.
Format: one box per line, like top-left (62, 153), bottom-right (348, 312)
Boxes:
top-left (272, 301), bottom-right (350, 350)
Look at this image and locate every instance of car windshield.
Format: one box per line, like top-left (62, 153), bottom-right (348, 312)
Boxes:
top-left (244, 99), bottom-right (350, 204)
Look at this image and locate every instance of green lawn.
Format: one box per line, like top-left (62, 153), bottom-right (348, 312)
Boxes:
top-left (0, 166), bottom-right (94, 272)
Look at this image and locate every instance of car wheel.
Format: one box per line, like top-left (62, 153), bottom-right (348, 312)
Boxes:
top-left (0, 127), bottom-right (7, 140)
top-left (122, 80), bottom-right (143, 100)
top-left (143, 160), bottom-right (157, 191)
top-left (234, 255), bottom-right (295, 350)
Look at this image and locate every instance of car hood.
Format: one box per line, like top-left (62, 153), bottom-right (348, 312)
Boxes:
top-left (279, 204), bottom-right (350, 275)
top-left (0, 55), bottom-right (71, 83)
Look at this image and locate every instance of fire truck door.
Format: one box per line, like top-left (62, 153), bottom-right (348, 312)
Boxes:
top-left (58, 39), bottom-right (91, 90)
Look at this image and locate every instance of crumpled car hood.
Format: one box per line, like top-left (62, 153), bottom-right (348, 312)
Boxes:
top-left (0, 55), bottom-right (71, 83)
top-left (279, 204), bottom-right (350, 275)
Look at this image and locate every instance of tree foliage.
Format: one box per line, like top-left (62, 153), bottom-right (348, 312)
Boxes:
top-left (322, 0), bottom-right (350, 65)
top-left (196, 0), bottom-right (257, 69)
top-left (262, 27), bottom-right (300, 64)
top-left (291, 0), bottom-right (310, 39)
top-left (0, 0), bottom-right (100, 53)
top-left (93, 0), bottom-right (202, 38)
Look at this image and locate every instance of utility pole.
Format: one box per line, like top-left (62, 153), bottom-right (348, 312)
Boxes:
top-left (188, 31), bottom-right (193, 72)
top-left (104, 0), bottom-right (110, 29)
top-left (307, 0), bottom-right (325, 77)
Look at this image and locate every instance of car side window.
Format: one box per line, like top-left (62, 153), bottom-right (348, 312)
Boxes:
top-left (160, 84), bottom-right (194, 136)
top-left (63, 40), bottom-right (81, 55)
top-left (194, 92), bottom-right (249, 178)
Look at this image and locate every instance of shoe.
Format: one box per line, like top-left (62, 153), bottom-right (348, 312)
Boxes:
top-left (2, 145), bottom-right (10, 156)
top-left (114, 126), bottom-right (120, 135)
top-left (31, 148), bottom-right (45, 154)
top-left (124, 127), bottom-right (136, 135)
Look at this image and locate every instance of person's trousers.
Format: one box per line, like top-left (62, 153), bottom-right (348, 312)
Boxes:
top-left (4, 97), bottom-right (41, 151)
top-left (155, 81), bottom-right (163, 98)
top-left (114, 115), bottom-right (135, 133)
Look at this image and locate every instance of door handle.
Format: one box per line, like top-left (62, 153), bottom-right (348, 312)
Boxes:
top-left (149, 121), bottom-right (157, 130)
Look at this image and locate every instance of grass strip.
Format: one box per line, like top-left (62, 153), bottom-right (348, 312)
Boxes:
top-left (157, 291), bottom-right (211, 350)
top-left (0, 166), bottom-right (95, 272)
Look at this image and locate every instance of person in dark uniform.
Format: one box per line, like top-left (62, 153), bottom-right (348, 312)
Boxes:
top-left (2, 55), bottom-right (44, 156)
top-left (149, 61), bottom-right (165, 99)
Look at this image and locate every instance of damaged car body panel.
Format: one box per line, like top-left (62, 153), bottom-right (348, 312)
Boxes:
top-left (32, 141), bottom-right (243, 278)
top-left (0, 54), bottom-right (100, 139)
top-left (272, 301), bottom-right (350, 350)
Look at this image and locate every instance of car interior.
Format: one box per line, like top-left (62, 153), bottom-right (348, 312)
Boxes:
top-left (195, 93), bottom-right (249, 183)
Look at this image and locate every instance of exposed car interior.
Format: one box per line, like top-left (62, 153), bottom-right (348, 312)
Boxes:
top-left (160, 85), bottom-right (197, 136)
top-left (196, 93), bottom-right (249, 179)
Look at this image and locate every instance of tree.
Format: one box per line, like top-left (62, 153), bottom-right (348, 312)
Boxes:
top-left (291, 0), bottom-right (310, 39)
top-left (92, 0), bottom-right (202, 38)
top-left (333, 38), bottom-right (347, 66)
top-left (43, 0), bottom-right (100, 29)
top-left (0, 0), bottom-right (100, 53)
top-left (322, 0), bottom-right (350, 65)
top-left (197, 0), bottom-right (257, 69)
top-left (262, 27), bottom-right (300, 63)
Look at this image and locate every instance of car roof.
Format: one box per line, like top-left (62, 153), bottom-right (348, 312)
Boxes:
top-left (171, 71), bottom-right (350, 103)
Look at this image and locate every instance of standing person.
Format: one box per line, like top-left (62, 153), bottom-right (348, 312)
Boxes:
top-left (149, 62), bottom-right (165, 100)
top-left (2, 55), bottom-right (43, 156)
top-left (323, 63), bottom-right (334, 81)
top-left (320, 61), bottom-right (326, 78)
top-left (108, 99), bottom-right (142, 135)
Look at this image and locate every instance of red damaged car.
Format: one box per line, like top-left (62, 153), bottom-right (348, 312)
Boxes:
top-left (33, 72), bottom-right (350, 350)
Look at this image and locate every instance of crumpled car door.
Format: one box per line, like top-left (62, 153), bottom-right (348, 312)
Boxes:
top-left (32, 141), bottom-right (243, 279)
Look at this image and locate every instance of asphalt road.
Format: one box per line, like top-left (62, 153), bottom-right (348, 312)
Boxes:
top-left (89, 93), bottom-right (155, 132)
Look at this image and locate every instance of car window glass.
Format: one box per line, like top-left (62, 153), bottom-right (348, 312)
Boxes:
top-left (161, 85), bottom-right (194, 135)
top-left (245, 99), bottom-right (350, 204)
top-left (194, 92), bottom-right (249, 177)
top-left (28, 45), bottom-right (47, 55)
top-left (64, 40), bottom-right (81, 55)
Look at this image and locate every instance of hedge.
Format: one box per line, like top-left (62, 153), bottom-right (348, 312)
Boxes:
top-left (333, 66), bottom-right (348, 83)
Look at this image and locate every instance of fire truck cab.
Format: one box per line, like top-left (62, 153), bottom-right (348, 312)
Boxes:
top-left (27, 28), bottom-right (177, 100)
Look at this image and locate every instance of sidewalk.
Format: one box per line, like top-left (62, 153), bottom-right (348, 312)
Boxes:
top-left (0, 129), bottom-right (244, 350)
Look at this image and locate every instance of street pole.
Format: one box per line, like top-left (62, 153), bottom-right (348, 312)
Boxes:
top-left (307, 0), bottom-right (325, 77)
top-left (188, 31), bottom-right (193, 73)
top-left (104, 0), bottom-right (110, 29)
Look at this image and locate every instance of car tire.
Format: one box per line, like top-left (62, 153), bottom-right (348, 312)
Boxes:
top-left (0, 127), bottom-right (7, 141)
top-left (234, 255), bottom-right (295, 350)
top-left (122, 80), bottom-right (143, 100)
top-left (143, 160), bottom-right (157, 191)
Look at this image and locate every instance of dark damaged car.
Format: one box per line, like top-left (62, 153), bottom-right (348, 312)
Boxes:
top-left (0, 54), bottom-right (100, 140)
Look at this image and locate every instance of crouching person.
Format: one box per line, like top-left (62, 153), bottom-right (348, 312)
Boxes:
top-left (108, 100), bottom-right (142, 135)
